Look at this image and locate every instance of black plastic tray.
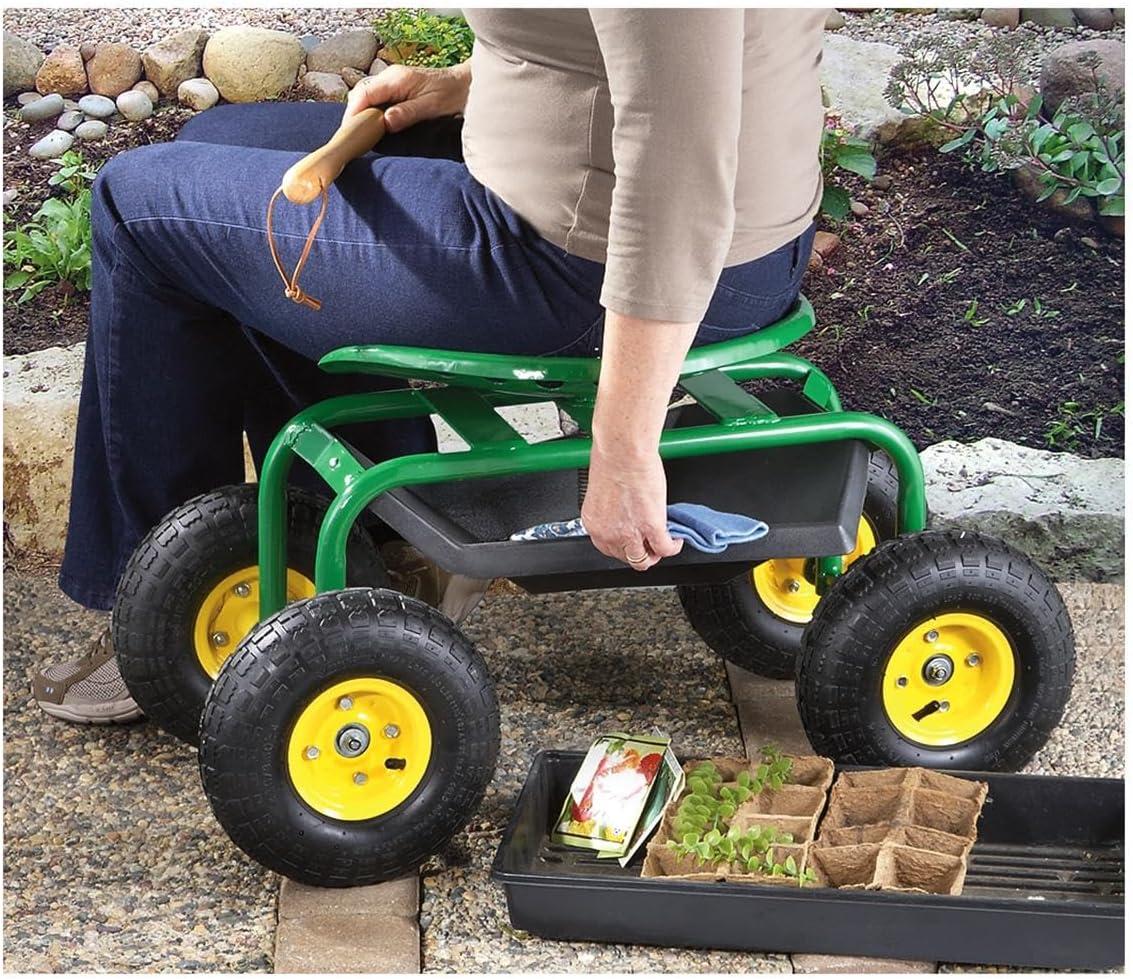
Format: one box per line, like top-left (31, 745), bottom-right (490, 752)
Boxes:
top-left (491, 751), bottom-right (1124, 970)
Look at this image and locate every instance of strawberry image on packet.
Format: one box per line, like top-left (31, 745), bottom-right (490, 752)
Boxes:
top-left (552, 732), bottom-right (675, 858)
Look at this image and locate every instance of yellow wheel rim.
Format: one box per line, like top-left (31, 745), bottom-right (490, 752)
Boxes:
top-left (193, 566), bottom-right (316, 679)
top-left (752, 515), bottom-right (878, 624)
top-left (881, 612), bottom-right (1016, 746)
top-left (286, 677), bottom-right (432, 821)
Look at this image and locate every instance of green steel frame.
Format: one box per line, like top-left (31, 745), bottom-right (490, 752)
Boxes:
top-left (257, 298), bottom-right (927, 619)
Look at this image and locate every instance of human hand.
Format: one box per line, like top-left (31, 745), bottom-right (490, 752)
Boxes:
top-left (581, 444), bottom-right (683, 571)
top-left (343, 62), bottom-right (471, 132)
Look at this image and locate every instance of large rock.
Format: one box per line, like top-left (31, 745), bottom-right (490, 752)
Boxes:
top-left (1040, 39), bottom-right (1125, 114)
top-left (299, 70), bottom-right (349, 101)
top-left (1012, 163), bottom-right (1096, 224)
top-left (202, 26), bottom-right (303, 103)
top-left (980, 8), bottom-right (1021, 28)
top-left (1072, 8), bottom-right (1116, 30)
top-left (116, 89), bottom-right (154, 121)
top-left (306, 29), bottom-right (378, 73)
top-left (4, 31), bottom-right (43, 97)
top-left (3, 345), bottom-right (84, 561)
top-left (1021, 8), bottom-right (1080, 28)
top-left (922, 437), bottom-right (1124, 581)
top-left (820, 34), bottom-right (921, 144)
top-left (85, 41), bottom-right (142, 97)
top-left (35, 45), bottom-right (87, 97)
top-left (142, 29), bottom-right (207, 98)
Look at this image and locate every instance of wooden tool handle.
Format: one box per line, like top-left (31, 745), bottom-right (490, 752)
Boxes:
top-left (280, 107), bottom-right (387, 205)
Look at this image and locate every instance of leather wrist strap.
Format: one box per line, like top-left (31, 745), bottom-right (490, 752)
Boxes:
top-left (266, 185), bottom-right (328, 311)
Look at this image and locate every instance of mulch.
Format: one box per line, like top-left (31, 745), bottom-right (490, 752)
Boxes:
top-left (3, 103), bottom-right (1124, 458)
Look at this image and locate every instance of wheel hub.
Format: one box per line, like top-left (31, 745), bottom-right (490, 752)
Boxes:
top-left (193, 566), bottom-right (316, 679)
top-left (881, 612), bottom-right (1016, 747)
top-left (286, 677), bottom-right (432, 821)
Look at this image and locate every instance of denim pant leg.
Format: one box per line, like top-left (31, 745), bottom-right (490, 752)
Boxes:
top-left (60, 107), bottom-right (605, 611)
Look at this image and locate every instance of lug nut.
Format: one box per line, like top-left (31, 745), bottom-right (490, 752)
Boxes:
top-left (234, 582), bottom-right (251, 598)
top-left (353, 772), bottom-right (368, 785)
top-left (924, 630), bottom-right (939, 643)
top-left (939, 701), bottom-right (950, 712)
top-left (304, 746), bottom-right (320, 760)
top-left (787, 579), bottom-right (801, 593)
top-left (384, 724), bottom-right (400, 739)
top-left (211, 631), bottom-right (229, 646)
top-left (896, 676), bottom-right (908, 687)
top-left (338, 696), bottom-right (353, 711)
top-left (966, 653), bottom-right (981, 667)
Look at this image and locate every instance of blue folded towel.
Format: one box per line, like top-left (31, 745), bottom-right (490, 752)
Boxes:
top-left (509, 502), bottom-right (768, 555)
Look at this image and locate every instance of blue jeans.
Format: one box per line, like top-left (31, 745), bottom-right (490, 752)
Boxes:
top-left (60, 102), bottom-right (813, 610)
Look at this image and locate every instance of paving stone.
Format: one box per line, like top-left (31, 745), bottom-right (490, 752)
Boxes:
top-left (274, 914), bottom-right (419, 973)
top-left (726, 662), bottom-right (812, 757)
top-left (278, 875), bottom-right (419, 920)
top-left (792, 953), bottom-right (937, 973)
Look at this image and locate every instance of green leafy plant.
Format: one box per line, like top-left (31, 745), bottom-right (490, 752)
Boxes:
top-left (1045, 400), bottom-right (1124, 450)
top-left (373, 9), bottom-right (474, 68)
top-left (48, 150), bottom-right (99, 197)
top-left (885, 31), bottom-right (1123, 220)
top-left (4, 193), bottom-right (93, 303)
top-left (820, 114), bottom-right (878, 221)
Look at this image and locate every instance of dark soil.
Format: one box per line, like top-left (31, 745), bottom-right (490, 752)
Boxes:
top-left (3, 105), bottom-right (1124, 457)
top-left (799, 148), bottom-right (1124, 459)
top-left (2, 102), bottom-right (193, 353)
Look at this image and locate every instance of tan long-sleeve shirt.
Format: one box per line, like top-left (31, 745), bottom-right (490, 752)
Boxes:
top-left (461, 8), bottom-right (825, 323)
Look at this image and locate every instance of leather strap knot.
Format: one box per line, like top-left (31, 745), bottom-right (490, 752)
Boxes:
top-left (266, 185), bottom-right (328, 311)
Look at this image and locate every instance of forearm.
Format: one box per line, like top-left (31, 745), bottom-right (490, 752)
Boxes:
top-left (591, 312), bottom-right (698, 465)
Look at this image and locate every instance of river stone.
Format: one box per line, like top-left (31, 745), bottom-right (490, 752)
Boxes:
top-left (142, 29), bottom-right (207, 97)
top-left (77, 93), bottom-right (116, 118)
top-left (116, 89), bottom-right (153, 121)
top-left (306, 29), bottom-right (378, 73)
top-left (74, 120), bottom-right (108, 141)
top-left (1040, 39), bottom-right (1125, 114)
top-left (57, 109), bottom-right (84, 131)
top-left (369, 56), bottom-right (388, 76)
top-left (17, 91), bottom-right (42, 105)
top-left (177, 76), bottom-right (219, 111)
top-left (132, 79), bottom-right (159, 102)
top-left (29, 129), bottom-right (74, 159)
top-left (202, 26), bottom-right (303, 103)
top-left (299, 70), bottom-right (348, 101)
top-left (980, 8), bottom-right (1021, 28)
top-left (4, 32), bottom-right (44, 98)
top-left (18, 91), bottom-right (64, 121)
top-left (1072, 8), bottom-right (1116, 30)
top-left (1021, 8), bottom-right (1079, 28)
top-left (340, 66), bottom-right (367, 88)
top-left (86, 41), bottom-right (142, 97)
top-left (35, 45), bottom-right (87, 96)
top-left (922, 437), bottom-right (1124, 581)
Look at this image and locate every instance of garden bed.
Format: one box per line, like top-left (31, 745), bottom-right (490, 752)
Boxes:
top-left (4, 102), bottom-right (1124, 458)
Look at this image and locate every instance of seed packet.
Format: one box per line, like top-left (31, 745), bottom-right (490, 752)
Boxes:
top-left (551, 732), bottom-right (679, 860)
top-left (604, 743), bottom-right (684, 867)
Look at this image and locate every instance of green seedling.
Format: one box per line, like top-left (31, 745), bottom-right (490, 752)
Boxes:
top-left (1004, 298), bottom-right (1027, 316)
top-left (963, 299), bottom-right (989, 326)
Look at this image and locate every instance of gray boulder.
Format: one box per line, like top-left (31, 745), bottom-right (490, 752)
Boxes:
top-left (1021, 8), bottom-right (1080, 28)
top-left (980, 8), bottom-right (1021, 28)
top-left (306, 29), bottom-right (378, 73)
top-left (1072, 8), bottom-right (1116, 30)
top-left (819, 34), bottom-right (915, 143)
top-left (1040, 39), bottom-right (1125, 114)
top-left (922, 437), bottom-right (1124, 581)
top-left (57, 109), bottom-right (84, 131)
top-left (77, 93), bottom-right (116, 118)
top-left (4, 31), bottom-right (43, 98)
top-left (29, 129), bottom-right (74, 159)
top-left (74, 120), bottom-right (108, 141)
top-left (18, 91), bottom-right (64, 121)
top-left (142, 29), bottom-right (207, 98)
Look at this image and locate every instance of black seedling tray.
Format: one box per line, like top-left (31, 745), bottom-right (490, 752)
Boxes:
top-left (491, 751), bottom-right (1124, 970)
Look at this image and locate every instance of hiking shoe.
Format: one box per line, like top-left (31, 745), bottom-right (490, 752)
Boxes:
top-left (380, 541), bottom-right (490, 624)
top-left (33, 627), bottom-right (144, 725)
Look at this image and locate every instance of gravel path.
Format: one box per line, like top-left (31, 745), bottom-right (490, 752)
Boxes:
top-left (2, 7), bottom-right (387, 49)
top-left (835, 8), bottom-right (1123, 83)
top-left (3, 574), bottom-right (276, 973)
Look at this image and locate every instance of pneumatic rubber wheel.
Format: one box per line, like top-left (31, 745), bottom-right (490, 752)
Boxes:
top-left (198, 587), bottom-right (500, 887)
top-left (113, 483), bottom-right (387, 745)
top-left (679, 451), bottom-right (899, 679)
top-left (796, 529), bottom-right (1075, 771)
